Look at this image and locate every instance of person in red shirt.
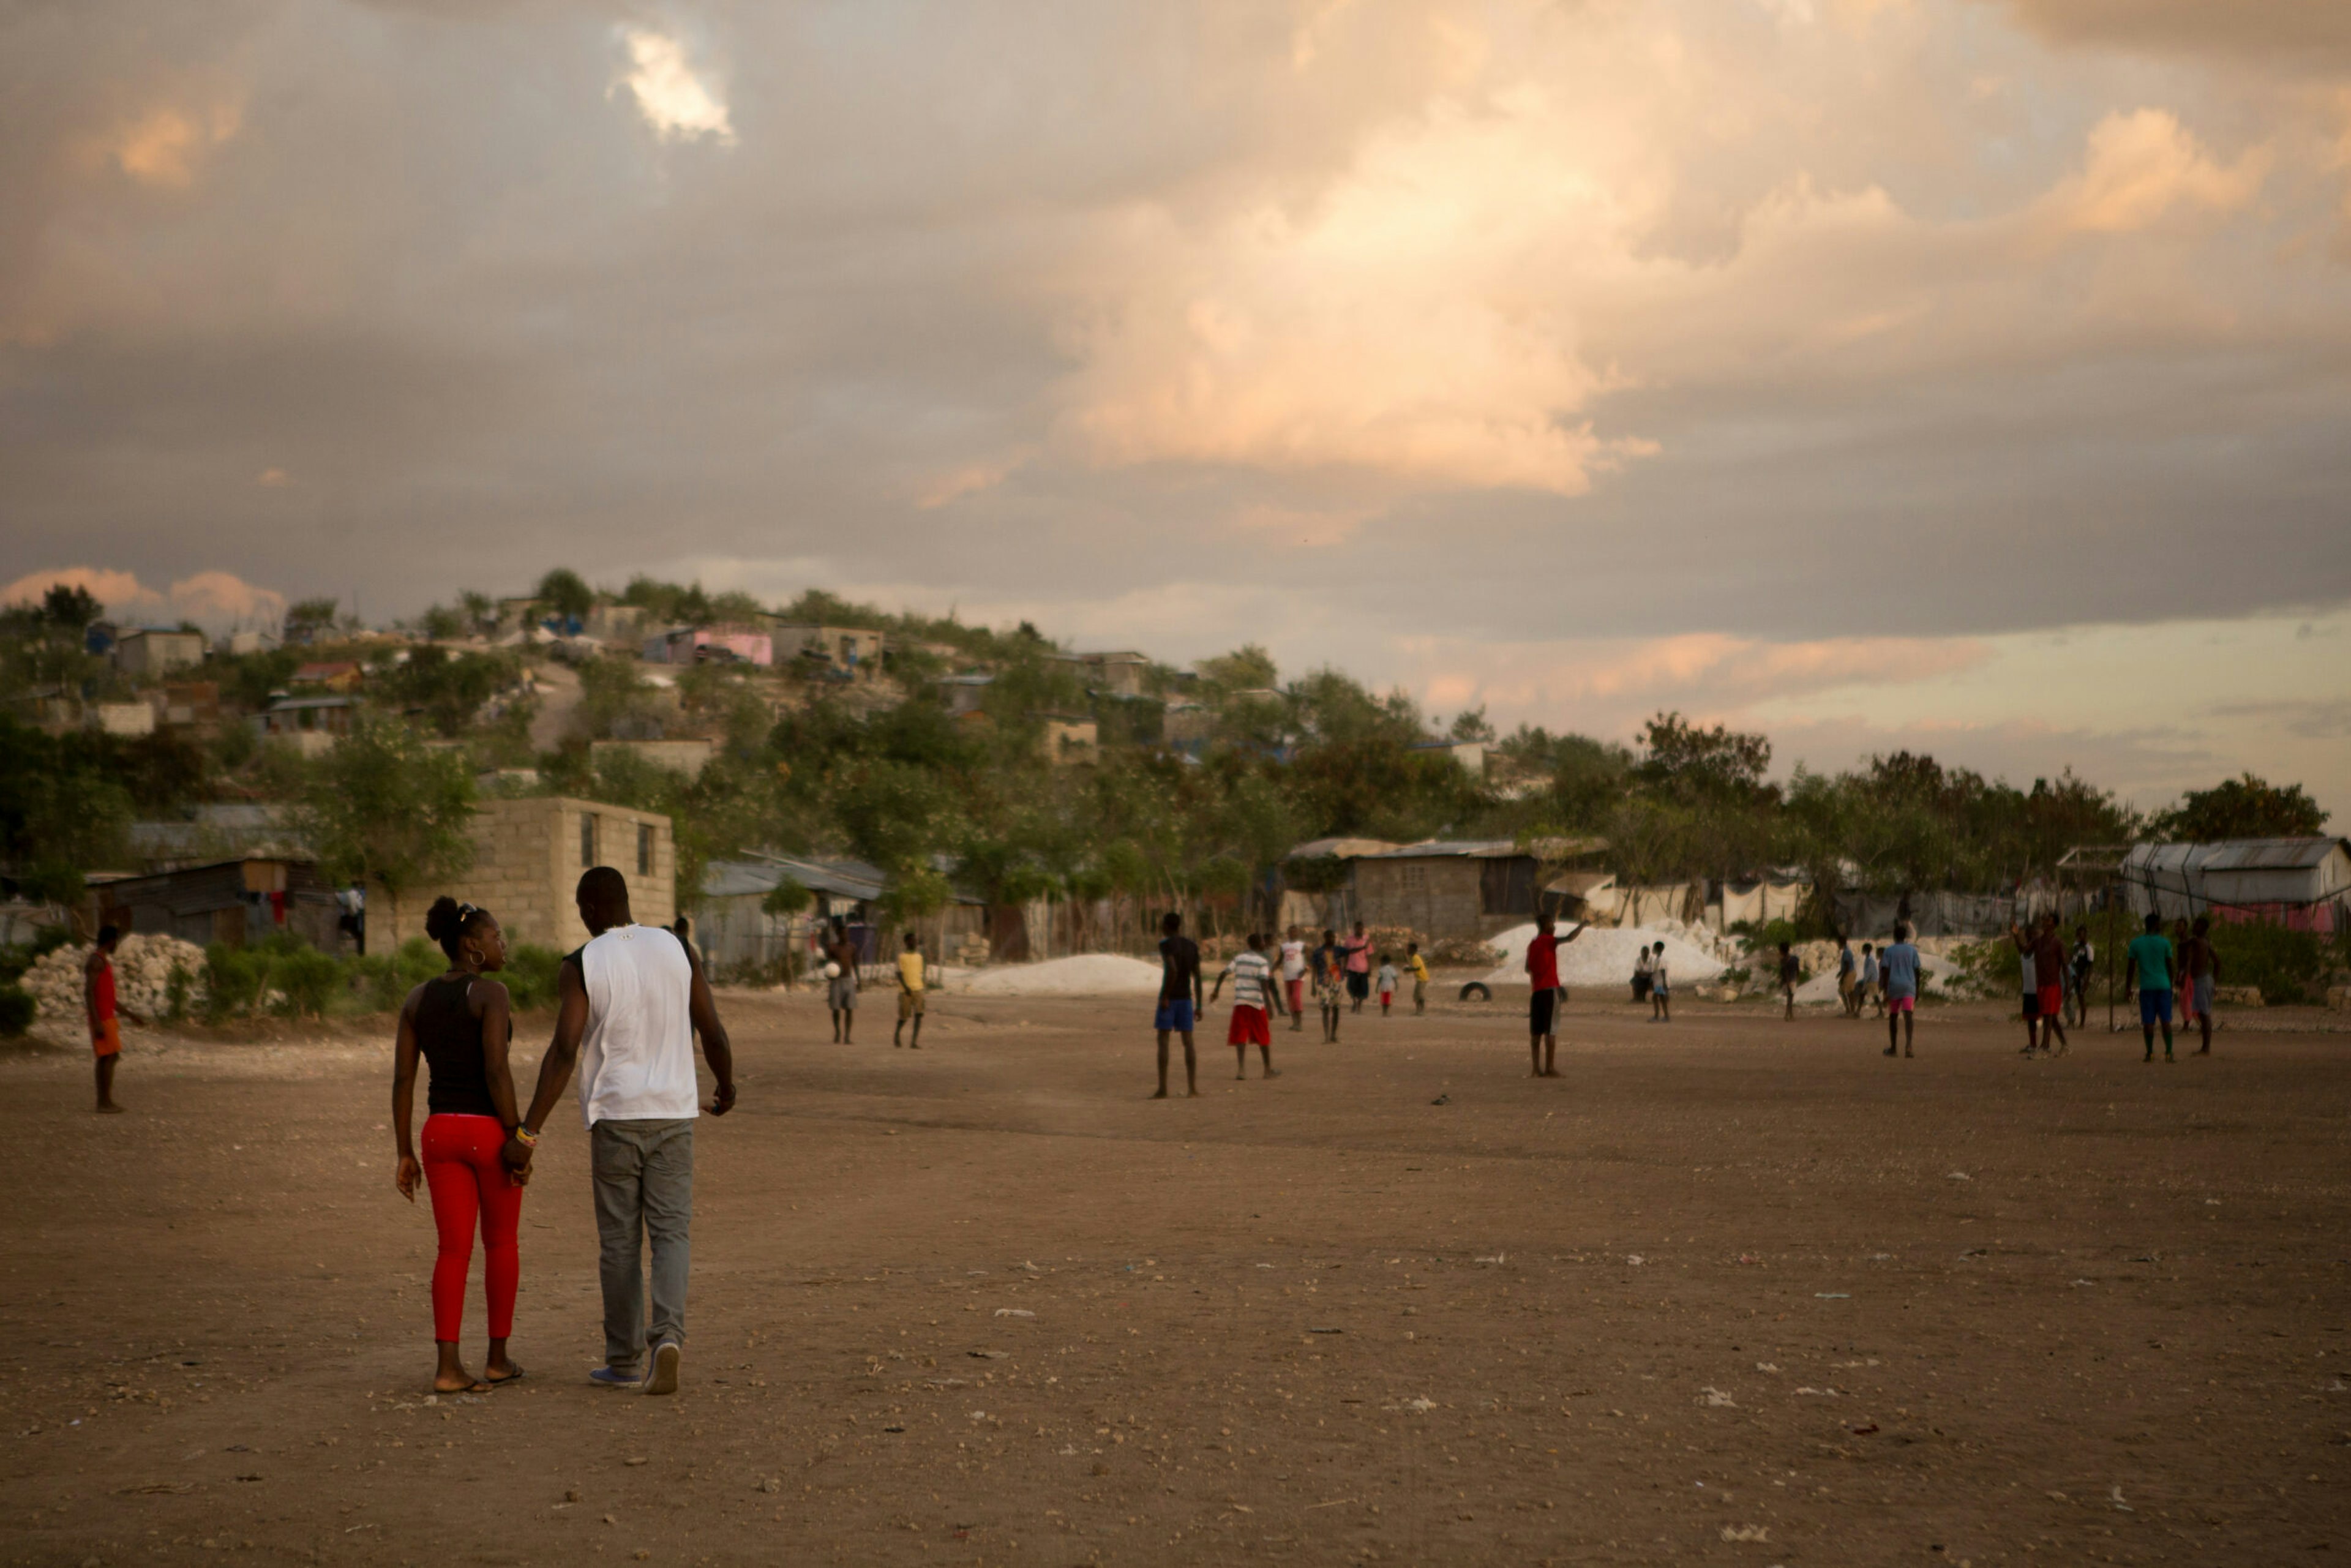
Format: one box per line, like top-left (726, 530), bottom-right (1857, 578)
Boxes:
top-left (84, 925), bottom-right (137, 1113)
top-left (1522, 912), bottom-right (1584, 1078)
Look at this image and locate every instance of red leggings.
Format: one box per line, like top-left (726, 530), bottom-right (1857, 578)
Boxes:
top-left (421, 1114), bottom-right (522, 1343)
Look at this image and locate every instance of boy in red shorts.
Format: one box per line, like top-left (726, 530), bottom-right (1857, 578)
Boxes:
top-left (1210, 932), bottom-right (1284, 1079)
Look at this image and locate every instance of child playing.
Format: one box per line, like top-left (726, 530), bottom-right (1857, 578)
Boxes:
top-left (1649, 942), bottom-right (1670, 1022)
top-left (1209, 931), bottom-right (1284, 1079)
top-left (1406, 942), bottom-right (1430, 1015)
top-left (1376, 953), bottom-right (1398, 1016)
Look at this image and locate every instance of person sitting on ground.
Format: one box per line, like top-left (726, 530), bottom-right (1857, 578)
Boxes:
top-left (392, 898), bottom-right (528, 1394)
top-left (1153, 911), bottom-right (1204, 1098)
top-left (1376, 953), bottom-right (1398, 1016)
top-left (1406, 942), bottom-right (1430, 1016)
top-left (1649, 941), bottom-right (1671, 1022)
top-left (1209, 931), bottom-right (1283, 1079)
top-left (1777, 942), bottom-right (1801, 1021)
top-left (1880, 923), bottom-right (1921, 1059)
top-left (893, 930), bottom-right (926, 1049)
top-left (2126, 911), bottom-right (2177, 1063)
top-left (2180, 916), bottom-right (2218, 1056)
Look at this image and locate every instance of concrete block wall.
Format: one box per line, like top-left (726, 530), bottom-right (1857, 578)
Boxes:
top-left (384, 796), bottom-right (675, 955)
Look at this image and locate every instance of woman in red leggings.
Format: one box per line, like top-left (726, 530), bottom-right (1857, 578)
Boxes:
top-left (392, 897), bottom-right (528, 1392)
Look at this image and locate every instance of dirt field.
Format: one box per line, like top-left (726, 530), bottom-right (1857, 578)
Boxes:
top-left (4, 988), bottom-right (2347, 1567)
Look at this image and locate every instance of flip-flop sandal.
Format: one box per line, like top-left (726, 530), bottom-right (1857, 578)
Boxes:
top-left (486, 1365), bottom-right (527, 1387)
top-left (435, 1379), bottom-right (492, 1395)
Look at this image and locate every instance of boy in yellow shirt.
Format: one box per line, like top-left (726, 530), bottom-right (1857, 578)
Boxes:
top-left (1406, 942), bottom-right (1431, 1015)
top-left (893, 931), bottom-right (927, 1049)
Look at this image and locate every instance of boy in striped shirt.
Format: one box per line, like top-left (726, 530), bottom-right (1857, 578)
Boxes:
top-left (1211, 932), bottom-right (1286, 1079)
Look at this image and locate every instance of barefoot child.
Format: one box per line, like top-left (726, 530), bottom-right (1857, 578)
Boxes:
top-left (1154, 912), bottom-right (1204, 1098)
top-left (892, 930), bottom-right (926, 1049)
top-left (1210, 932), bottom-right (1283, 1079)
top-left (1376, 953), bottom-right (1398, 1016)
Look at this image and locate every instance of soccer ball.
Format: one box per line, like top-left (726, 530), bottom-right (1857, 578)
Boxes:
top-left (823, 961), bottom-right (842, 979)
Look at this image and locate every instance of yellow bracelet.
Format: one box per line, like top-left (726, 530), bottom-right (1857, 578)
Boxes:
top-left (514, 1128), bottom-right (539, 1147)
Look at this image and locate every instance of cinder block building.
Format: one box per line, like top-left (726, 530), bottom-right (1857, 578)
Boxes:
top-left (381, 796), bottom-right (675, 954)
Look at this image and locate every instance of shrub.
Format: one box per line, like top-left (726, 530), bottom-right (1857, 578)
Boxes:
top-left (353, 939), bottom-right (448, 1013)
top-left (202, 944), bottom-right (269, 1021)
top-left (2207, 919), bottom-right (2330, 1005)
top-left (502, 945), bottom-right (565, 1011)
top-left (269, 947), bottom-right (344, 1019)
top-left (0, 985), bottom-right (34, 1037)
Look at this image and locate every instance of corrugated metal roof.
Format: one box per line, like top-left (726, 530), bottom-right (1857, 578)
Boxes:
top-left (1359, 838), bottom-right (1524, 860)
top-left (2125, 837), bottom-right (2347, 872)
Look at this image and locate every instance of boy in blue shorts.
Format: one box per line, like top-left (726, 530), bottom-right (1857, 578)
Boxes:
top-left (2124, 911), bottom-right (2175, 1063)
top-left (1153, 910), bottom-right (1204, 1098)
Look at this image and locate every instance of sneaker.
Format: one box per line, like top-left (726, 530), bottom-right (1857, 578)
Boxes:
top-left (643, 1340), bottom-right (681, 1396)
top-left (589, 1365), bottom-right (642, 1389)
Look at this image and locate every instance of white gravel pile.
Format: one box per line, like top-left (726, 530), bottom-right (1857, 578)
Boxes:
top-left (1791, 950), bottom-right (1962, 1005)
top-left (959, 954), bottom-right (1166, 997)
top-left (23, 933), bottom-right (209, 1021)
top-left (1482, 923), bottom-right (1727, 989)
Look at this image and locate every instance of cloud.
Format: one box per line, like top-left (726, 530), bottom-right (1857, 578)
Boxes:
top-left (1389, 632), bottom-right (1994, 735)
top-left (256, 467), bottom-right (291, 487)
top-left (917, 449), bottom-right (1032, 509)
top-left (99, 99), bottom-right (242, 188)
top-left (1, 566), bottom-right (284, 629)
top-left (1989, 0), bottom-right (2351, 69)
top-left (2047, 108), bottom-right (2268, 234)
top-left (613, 26), bottom-right (734, 145)
top-left (2207, 697), bottom-right (2351, 740)
top-left (1059, 89), bottom-right (1662, 493)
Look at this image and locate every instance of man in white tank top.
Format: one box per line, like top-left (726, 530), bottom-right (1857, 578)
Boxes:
top-left (511, 866), bottom-right (736, 1394)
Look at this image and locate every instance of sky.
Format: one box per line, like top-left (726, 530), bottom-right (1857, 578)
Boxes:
top-left (3, 0), bottom-right (2347, 820)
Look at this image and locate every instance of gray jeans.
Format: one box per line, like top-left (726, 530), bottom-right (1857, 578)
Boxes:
top-left (590, 1118), bottom-right (694, 1370)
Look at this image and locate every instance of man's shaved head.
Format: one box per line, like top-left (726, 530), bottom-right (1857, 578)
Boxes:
top-left (577, 866), bottom-right (631, 934)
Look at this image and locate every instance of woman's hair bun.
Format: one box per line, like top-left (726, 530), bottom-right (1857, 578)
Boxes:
top-left (424, 895), bottom-right (463, 944)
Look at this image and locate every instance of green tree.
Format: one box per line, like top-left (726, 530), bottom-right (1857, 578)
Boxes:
top-left (2151, 773), bottom-right (2327, 841)
top-left (43, 583), bottom-right (102, 630)
top-left (1634, 711), bottom-right (1773, 801)
top-left (536, 568), bottom-right (594, 623)
top-left (295, 716), bottom-right (477, 902)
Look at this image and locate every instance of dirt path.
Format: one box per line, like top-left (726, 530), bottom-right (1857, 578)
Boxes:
top-left (2, 994), bottom-right (2345, 1565)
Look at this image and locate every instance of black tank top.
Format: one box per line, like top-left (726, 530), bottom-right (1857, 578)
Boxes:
top-left (416, 975), bottom-right (498, 1119)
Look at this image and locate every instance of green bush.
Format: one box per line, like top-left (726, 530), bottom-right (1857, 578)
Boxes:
top-left (269, 947), bottom-right (344, 1019)
top-left (502, 944), bottom-right (565, 1011)
top-left (202, 944), bottom-right (269, 1021)
top-left (164, 961), bottom-right (194, 1023)
top-left (0, 985), bottom-right (34, 1037)
top-left (2207, 920), bottom-right (2330, 1005)
top-left (353, 938), bottom-right (448, 1013)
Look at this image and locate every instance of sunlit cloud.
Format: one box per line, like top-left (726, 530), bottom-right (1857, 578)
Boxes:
top-left (1, 567), bottom-right (285, 629)
top-left (613, 26), bottom-right (735, 146)
top-left (102, 100), bottom-right (242, 187)
top-left (2049, 108), bottom-right (2268, 233)
top-left (256, 467), bottom-right (291, 487)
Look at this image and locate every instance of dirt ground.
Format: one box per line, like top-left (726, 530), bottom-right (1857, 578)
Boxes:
top-left (3, 986), bottom-right (2347, 1567)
